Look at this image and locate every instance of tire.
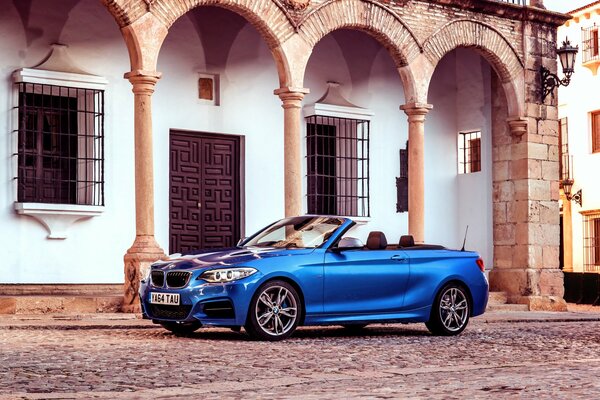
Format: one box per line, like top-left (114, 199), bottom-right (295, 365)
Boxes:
top-left (160, 321), bottom-right (202, 335)
top-left (245, 280), bottom-right (302, 341)
top-left (426, 283), bottom-right (470, 336)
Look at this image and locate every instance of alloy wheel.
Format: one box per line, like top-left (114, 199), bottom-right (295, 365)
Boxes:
top-left (439, 287), bottom-right (469, 332)
top-left (254, 285), bottom-right (298, 337)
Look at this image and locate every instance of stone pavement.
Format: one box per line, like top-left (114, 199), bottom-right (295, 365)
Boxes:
top-left (1, 306), bottom-right (600, 399)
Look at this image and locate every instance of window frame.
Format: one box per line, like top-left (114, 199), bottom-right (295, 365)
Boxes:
top-left (11, 68), bottom-right (107, 239)
top-left (591, 110), bottom-right (600, 154)
top-left (457, 130), bottom-right (483, 174)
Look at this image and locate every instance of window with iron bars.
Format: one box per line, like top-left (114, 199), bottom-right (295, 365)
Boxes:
top-left (305, 115), bottom-right (369, 217)
top-left (582, 25), bottom-right (600, 64)
top-left (458, 130), bottom-right (481, 174)
top-left (583, 213), bottom-right (600, 272)
top-left (15, 82), bottom-right (104, 206)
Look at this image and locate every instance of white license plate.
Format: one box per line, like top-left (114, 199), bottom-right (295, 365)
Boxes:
top-left (150, 292), bottom-right (180, 305)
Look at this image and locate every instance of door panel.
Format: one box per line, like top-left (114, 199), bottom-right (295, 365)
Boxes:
top-left (323, 250), bottom-right (410, 314)
top-left (170, 132), bottom-right (241, 253)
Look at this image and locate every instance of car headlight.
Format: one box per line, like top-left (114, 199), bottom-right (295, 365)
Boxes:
top-left (199, 267), bottom-right (257, 283)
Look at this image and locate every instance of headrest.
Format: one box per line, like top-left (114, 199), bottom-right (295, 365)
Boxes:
top-left (399, 235), bottom-right (415, 248)
top-left (366, 231), bottom-right (387, 250)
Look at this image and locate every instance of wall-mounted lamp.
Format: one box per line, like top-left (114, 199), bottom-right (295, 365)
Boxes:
top-left (541, 38), bottom-right (579, 102)
top-left (561, 178), bottom-right (582, 206)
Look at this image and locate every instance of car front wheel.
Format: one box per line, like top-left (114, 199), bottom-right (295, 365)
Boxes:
top-left (426, 283), bottom-right (470, 336)
top-left (245, 280), bottom-right (301, 341)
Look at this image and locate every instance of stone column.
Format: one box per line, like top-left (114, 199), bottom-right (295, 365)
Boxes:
top-left (122, 70), bottom-right (166, 313)
top-left (401, 103), bottom-right (433, 244)
top-left (274, 87), bottom-right (309, 217)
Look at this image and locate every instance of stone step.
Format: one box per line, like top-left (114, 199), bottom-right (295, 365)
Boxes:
top-left (0, 284), bottom-right (123, 296)
top-left (0, 295), bottom-right (124, 314)
top-left (0, 285), bottom-right (125, 314)
top-left (488, 291), bottom-right (508, 305)
top-left (486, 303), bottom-right (530, 312)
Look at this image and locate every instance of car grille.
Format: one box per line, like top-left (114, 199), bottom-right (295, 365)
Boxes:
top-left (151, 271), bottom-right (164, 287)
top-left (148, 304), bottom-right (192, 320)
top-left (166, 271), bottom-right (191, 288)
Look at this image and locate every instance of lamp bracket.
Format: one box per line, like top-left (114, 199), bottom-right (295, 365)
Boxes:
top-left (541, 66), bottom-right (572, 102)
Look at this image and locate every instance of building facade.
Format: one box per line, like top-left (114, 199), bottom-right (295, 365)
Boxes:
top-left (0, 0), bottom-right (568, 312)
top-left (558, 3), bottom-right (600, 284)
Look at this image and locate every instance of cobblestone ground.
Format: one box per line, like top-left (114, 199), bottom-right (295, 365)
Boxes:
top-left (1, 319), bottom-right (600, 399)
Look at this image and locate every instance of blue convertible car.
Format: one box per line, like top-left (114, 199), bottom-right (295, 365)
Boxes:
top-left (140, 216), bottom-right (488, 340)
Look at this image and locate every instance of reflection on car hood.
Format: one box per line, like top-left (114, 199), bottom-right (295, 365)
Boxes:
top-left (151, 247), bottom-right (313, 271)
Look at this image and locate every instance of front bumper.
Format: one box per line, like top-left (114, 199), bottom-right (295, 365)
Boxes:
top-left (139, 276), bottom-right (260, 327)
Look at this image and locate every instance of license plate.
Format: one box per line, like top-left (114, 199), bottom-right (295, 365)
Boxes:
top-left (150, 292), bottom-right (180, 305)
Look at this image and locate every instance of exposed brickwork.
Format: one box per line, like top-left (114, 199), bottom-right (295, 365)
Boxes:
top-left (298, 0), bottom-right (421, 67)
top-left (422, 19), bottom-right (522, 82)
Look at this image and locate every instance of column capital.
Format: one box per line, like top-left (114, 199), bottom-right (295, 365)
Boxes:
top-left (125, 70), bottom-right (162, 94)
top-left (507, 117), bottom-right (528, 138)
top-left (400, 103), bottom-right (433, 120)
top-left (274, 87), bottom-right (310, 109)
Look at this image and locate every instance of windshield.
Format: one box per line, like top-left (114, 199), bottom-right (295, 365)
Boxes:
top-left (243, 216), bottom-right (345, 249)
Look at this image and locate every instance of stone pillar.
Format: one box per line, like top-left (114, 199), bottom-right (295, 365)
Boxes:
top-left (489, 116), bottom-right (567, 311)
top-left (274, 87), bottom-right (309, 217)
top-left (401, 103), bottom-right (433, 244)
top-left (122, 70), bottom-right (166, 313)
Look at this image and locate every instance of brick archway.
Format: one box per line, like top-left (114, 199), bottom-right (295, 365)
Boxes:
top-left (102, 0), bottom-right (296, 85)
top-left (294, 0), bottom-right (422, 99)
top-left (423, 19), bottom-right (524, 117)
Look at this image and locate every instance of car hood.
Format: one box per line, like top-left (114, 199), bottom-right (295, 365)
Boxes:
top-left (151, 247), bottom-right (314, 272)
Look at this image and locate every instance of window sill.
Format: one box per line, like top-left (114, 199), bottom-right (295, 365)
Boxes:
top-left (14, 203), bottom-right (105, 240)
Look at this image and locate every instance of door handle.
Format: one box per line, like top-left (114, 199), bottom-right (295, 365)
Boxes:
top-left (391, 255), bottom-right (406, 262)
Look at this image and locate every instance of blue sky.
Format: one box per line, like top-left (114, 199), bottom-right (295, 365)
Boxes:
top-left (544, 0), bottom-right (595, 13)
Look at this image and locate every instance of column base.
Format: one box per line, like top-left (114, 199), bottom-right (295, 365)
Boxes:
top-left (489, 267), bottom-right (567, 312)
top-left (122, 235), bottom-right (166, 313)
top-left (506, 295), bottom-right (568, 312)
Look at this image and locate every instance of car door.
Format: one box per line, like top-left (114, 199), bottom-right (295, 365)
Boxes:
top-left (323, 248), bottom-right (410, 315)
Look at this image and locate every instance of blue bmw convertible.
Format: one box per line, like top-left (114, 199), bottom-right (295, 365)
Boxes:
top-left (140, 216), bottom-right (488, 340)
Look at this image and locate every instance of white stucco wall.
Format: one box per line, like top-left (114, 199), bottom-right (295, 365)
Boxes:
top-left (558, 12), bottom-right (600, 272)
top-left (427, 49), bottom-right (494, 268)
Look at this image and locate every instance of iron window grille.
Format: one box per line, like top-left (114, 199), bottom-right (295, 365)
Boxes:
top-left (306, 115), bottom-right (369, 217)
top-left (592, 110), bottom-right (600, 154)
top-left (458, 130), bottom-right (482, 174)
top-left (559, 118), bottom-right (571, 181)
top-left (15, 82), bottom-right (105, 206)
top-left (583, 213), bottom-right (600, 272)
top-left (396, 141), bottom-right (408, 213)
top-left (582, 25), bottom-right (600, 64)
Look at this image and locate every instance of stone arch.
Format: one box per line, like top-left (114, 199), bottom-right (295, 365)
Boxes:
top-left (298, 0), bottom-right (422, 69)
top-left (423, 19), bottom-right (524, 116)
top-left (102, 0), bottom-right (297, 86)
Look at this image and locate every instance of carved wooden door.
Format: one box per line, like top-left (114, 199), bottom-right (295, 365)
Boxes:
top-left (169, 131), bottom-right (241, 253)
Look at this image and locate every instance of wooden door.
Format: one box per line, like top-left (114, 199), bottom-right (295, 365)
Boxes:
top-left (169, 131), bottom-right (241, 253)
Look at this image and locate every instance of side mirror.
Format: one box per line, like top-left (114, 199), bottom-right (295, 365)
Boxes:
top-left (332, 237), bottom-right (364, 252)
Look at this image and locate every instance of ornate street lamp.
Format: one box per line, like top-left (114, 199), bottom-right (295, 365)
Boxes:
top-left (561, 178), bottom-right (582, 206)
top-left (541, 38), bottom-right (579, 101)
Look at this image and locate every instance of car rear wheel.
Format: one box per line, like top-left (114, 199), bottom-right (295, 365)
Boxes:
top-left (426, 283), bottom-right (470, 336)
top-left (245, 280), bottom-right (301, 341)
top-left (160, 321), bottom-right (202, 335)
